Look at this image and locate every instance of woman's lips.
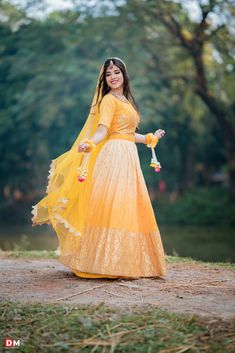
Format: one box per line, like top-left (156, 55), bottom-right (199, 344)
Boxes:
top-left (111, 80), bottom-right (118, 84)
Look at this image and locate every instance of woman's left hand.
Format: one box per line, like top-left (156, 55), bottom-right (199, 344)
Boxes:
top-left (154, 129), bottom-right (166, 139)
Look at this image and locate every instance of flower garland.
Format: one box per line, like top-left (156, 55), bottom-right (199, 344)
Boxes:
top-left (77, 139), bottom-right (96, 182)
top-left (145, 133), bottom-right (161, 172)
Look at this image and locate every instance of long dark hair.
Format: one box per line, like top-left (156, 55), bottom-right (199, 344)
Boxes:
top-left (93, 58), bottom-right (140, 132)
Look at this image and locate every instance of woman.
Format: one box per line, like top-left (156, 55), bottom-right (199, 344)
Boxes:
top-left (32, 57), bottom-right (167, 279)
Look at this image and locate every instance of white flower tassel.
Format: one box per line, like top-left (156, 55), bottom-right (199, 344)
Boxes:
top-left (150, 147), bottom-right (161, 172)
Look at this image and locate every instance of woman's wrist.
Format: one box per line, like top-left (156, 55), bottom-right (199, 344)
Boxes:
top-left (134, 133), bottom-right (146, 144)
top-left (81, 138), bottom-right (96, 152)
top-left (144, 133), bottom-right (158, 148)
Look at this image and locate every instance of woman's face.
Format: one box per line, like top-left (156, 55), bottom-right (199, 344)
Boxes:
top-left (105, 63), bottom-right (124, 91)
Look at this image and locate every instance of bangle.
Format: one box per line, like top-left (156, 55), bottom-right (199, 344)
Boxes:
top-left (81, 139), bottom-right (96, 152)
top-left (145, 133), bottom-right (158, 148)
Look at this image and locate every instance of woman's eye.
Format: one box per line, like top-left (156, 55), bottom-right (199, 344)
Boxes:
top-left (106, 71), bottom-right (120, 76)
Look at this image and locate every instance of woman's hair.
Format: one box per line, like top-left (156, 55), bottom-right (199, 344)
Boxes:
top-left (93, 57), bottom-right (140, 132)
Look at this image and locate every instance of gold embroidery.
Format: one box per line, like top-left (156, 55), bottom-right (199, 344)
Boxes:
top-left (59, 224), bottom-right (167, 278)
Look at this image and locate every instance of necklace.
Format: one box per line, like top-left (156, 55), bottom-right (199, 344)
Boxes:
top-left (111, 92), bottom-right (129, 104)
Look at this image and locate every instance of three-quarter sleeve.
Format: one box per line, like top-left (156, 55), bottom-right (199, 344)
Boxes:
top-left (98, 94), bottom-right (116, 129)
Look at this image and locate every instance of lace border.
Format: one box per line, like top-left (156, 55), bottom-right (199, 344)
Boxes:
top-left (31, 199), bottom-right (82, 238)
top-left (46, 159), bottom-right (56, 194)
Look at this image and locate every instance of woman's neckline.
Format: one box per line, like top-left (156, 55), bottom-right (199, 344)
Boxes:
top-left (109, 92), bottom-right (130, 105)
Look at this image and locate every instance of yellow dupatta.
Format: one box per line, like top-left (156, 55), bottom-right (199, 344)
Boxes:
top-left (31, 64), bottom-right (108, 259)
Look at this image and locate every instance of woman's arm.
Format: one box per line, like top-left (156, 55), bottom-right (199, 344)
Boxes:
top-left (91, 124), bottom-right (108, 144)
top-left (78, 124), bottom-right (108, 152)
top-left (135, 129), bottom-right (166, 144)
top-left (134, 133), bottom-right (146, 144)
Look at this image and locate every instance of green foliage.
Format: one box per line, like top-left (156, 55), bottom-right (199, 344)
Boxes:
top-left (12, 234), bottom-right (31, 251)
top-left (0, 0), bottom-right (234, 222)
top-left (156, 187), bottom-right (235, 226)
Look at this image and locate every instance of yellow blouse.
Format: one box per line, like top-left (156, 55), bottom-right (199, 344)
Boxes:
top-left (98, 93), bottom-right (140, 135)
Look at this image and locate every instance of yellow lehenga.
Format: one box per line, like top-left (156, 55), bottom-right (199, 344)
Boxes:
top-left (32, 64), bottom-right (167, 279)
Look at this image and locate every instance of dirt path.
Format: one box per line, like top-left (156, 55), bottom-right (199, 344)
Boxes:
top-left (1, 257), bottom-right (234, 320)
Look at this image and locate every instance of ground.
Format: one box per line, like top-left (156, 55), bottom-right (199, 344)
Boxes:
top-left (1, 252), bottom-right (234, 320)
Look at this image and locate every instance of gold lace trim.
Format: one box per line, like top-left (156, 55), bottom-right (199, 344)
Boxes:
top-left (54, 213), bottom-right (81, 237)
top-left (46, 159), bottom-right (56, 194)
top-left (31, 197), bottom-right (81, 235)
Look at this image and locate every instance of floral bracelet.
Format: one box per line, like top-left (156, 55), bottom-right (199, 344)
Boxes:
top-left (81, 139), bottom-right (96, 152)
top-left (145, 133), bottom-right (159, 148)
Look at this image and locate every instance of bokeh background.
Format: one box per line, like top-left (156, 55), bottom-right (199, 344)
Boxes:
top-left (0, 0), bottom-right (234, 262)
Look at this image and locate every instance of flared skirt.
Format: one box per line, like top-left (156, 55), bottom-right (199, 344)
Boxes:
top-left (59, 138), bottom-right (167, 278)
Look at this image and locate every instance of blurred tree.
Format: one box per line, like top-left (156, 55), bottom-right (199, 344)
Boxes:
top-left (0, 0), bottom-right (233, 221)
top-left (121, 0), bottom-right (235, 197)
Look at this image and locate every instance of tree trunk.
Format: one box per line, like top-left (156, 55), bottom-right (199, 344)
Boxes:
top-left (194, 53), bottom-right (235, 198)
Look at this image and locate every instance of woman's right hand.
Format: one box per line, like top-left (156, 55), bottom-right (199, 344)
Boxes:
top-left (78, 142), bottom-right (90, 153)
top-left (154, 129), bottom-right (166, 139)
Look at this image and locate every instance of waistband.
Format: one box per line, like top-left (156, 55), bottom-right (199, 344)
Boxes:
top-left (109, 133), bottom-right (135, 142)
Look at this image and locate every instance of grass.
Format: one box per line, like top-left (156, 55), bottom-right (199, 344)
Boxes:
top-left (1, 251), bottom-right (234, 352)
top-left (1, 249), bottom-right (234, 270)
top-left (1, 300), bottom-right (234, 353)
top-left (0, 249), bottom-right (59, 259)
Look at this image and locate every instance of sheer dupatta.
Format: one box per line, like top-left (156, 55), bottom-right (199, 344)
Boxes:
top-left (31, 64), bottom-right (108, 257)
